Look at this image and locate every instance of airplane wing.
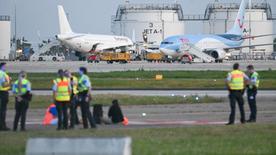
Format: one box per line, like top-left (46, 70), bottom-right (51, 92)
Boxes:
top-left (242, 34), bottom-right (276, 40)
top-left (224, 43), bottom-right (276, 51)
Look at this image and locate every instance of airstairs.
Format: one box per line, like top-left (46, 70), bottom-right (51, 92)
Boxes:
top-left (31, 40), bottom-right (60, 57)
top-left (180, 43), bottom-right (215, 63)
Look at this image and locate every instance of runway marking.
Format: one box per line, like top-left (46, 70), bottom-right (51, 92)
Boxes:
top-left (128, 120), bottom-right (227, 125)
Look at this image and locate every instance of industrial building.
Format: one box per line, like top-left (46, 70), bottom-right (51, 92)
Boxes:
top-left (0, 16), bottom-right (11, 60)
top-left (111, 1), bottom-right (276, 59)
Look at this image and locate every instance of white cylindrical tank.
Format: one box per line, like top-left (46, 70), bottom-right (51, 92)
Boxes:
top-left (0, 16), bottom-right (11, 60)
top-left (202, 3), bottom-right (274, 54)
top-left (111, 4), bottom-right (185, 44)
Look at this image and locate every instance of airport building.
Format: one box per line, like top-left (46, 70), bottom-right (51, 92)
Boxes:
top-left (0, 16), bottom-right (11, 60)
top-left (111, 1), bottom-right (276, 59)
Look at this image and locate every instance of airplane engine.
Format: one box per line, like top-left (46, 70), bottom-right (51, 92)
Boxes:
top-left (204, 49), bottom-right (226, 63)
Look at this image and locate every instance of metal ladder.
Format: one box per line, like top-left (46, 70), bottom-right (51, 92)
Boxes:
top-left (180, 43), bottom-right (215, 63)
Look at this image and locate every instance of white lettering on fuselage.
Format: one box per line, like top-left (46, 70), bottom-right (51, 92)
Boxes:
top-left (114, 37), bottom-right (128, 42)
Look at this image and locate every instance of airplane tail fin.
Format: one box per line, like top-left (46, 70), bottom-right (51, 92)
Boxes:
top-left (226, 0), bottom-right (247, 36)
top-left (58, 5), bottom-right (73, 34)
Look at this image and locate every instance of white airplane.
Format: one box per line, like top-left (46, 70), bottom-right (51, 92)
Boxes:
top-left (56, 5), bottom-right (133, 53)
top-left (160, 0), bottom-right (275, 62)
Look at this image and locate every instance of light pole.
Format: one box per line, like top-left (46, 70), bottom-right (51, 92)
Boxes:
top-left (14, 0), bottom-right (17, 43)
top-left (248, 0), bottom-right (252, 60)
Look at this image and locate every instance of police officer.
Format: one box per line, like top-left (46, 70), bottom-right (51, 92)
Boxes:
top-left (225, 63), bottom-right (249, 125)
top-left (246, 65), bottom-right (259, 123)
top-left (52, 69), bottom-right (71, 130)
top-left (12, 71), bottom-right (31, 131)
top-left (0, 62), bottom-right (11, 131)
top-left (78, 67), bottom-right (96, 129)
top-left (64, 70), bottom-right (79, 128)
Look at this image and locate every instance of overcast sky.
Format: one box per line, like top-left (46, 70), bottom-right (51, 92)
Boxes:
top-left (0, 0), bottom-right (275, 42)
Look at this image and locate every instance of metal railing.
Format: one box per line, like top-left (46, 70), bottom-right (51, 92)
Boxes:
top-left (0, 16), bottom-right (10, 21)
top-left (114, 3), bottom-right (184, 21)
top-left (204, 2), bottom-right (274, 20)
top-left (182, 15), bottom-right (207, 21)
top-left (113, 2), bottom-right (275, 22)
top-left (271, 14), bottom-right (276, 20)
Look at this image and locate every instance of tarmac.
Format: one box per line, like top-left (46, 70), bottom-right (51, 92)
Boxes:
top-left (6, 60), bottom-right (276, 73)
top-left (4, 96), bottom-right (276, 130)
top-left (32, 90), bottom-right (276, 97)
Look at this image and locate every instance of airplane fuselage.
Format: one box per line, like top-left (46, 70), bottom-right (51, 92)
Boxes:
top-left (160, 34), bottom-right (244, 57)
top-left (58, 33), bottom-right (133, 53)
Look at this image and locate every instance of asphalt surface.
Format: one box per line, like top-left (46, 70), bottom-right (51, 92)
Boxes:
top-left (4, 95), bottom-right (276, 130)
top-left (32, 90), bottom-right (276, 97)
top-left (6, 60), bottom-right (276, 73)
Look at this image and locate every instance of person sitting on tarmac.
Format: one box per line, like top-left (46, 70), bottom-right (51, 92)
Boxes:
top-left (108, 99), bottom-right (124, 124)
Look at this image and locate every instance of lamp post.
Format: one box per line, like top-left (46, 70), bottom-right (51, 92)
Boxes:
top-left (249, 0), bottom-right (252, 60)
top-left (14, 0), bottom-right (17, 43)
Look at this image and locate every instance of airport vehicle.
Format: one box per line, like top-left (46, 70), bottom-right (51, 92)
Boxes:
top-left (56, 6), bottom-right (133, 54)
top-left (180, 53), bottom-right (193, 64)
top-left (160, 0), bottom-right (275, 63)
top-left (100, 52), bottom-right (130, 64)
top-left (87, 54), bottom-right (100, 63)
top-left (30, 52), bottom-right (65, 61)
top-left (145, 53), bottom-right (163, 62)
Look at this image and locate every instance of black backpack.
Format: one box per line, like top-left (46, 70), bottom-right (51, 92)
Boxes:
top-left (93, 104), bottom-right (103, 124)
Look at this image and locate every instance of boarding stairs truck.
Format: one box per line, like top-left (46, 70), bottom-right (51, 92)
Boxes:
top-left (180, 43), bottom-right (215, 63)
top-left (30, 40), bottom-right (64, 61)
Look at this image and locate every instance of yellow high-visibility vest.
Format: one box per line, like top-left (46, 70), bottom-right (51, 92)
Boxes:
top-left (78, 75), bottom-right (90, 93)
top-left (249, 72), bottom-right (260, 89)
top-left (0, 71), bottom-right (11, 91)
top-left (229, 70), bottom-right (244, 90)
top-left (14, 79), bottom-right (30, 95)
top-left (54, 78), bottom-right (70, 102)
top-left (71, 76), bottom-right (79, 95)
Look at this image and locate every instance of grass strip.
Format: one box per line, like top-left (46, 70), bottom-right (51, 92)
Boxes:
top-left (0, 124), bottom-right (275, 155)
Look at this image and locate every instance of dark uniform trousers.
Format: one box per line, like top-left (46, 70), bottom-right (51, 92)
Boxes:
top-left (79, 91), bottom-right (96, 128)
top-left (247, 89), bottom-right (257, 121)
top-left (69, 95), bottom-right (78, 128)
top-left (55, 101), bottom-right (69, 130)
top-left (13, 98), bottom-right (29, 131)
top-left (0, 91), bottom-right (9, 129)
top-left (228, 90), bottom-right (245, 123)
